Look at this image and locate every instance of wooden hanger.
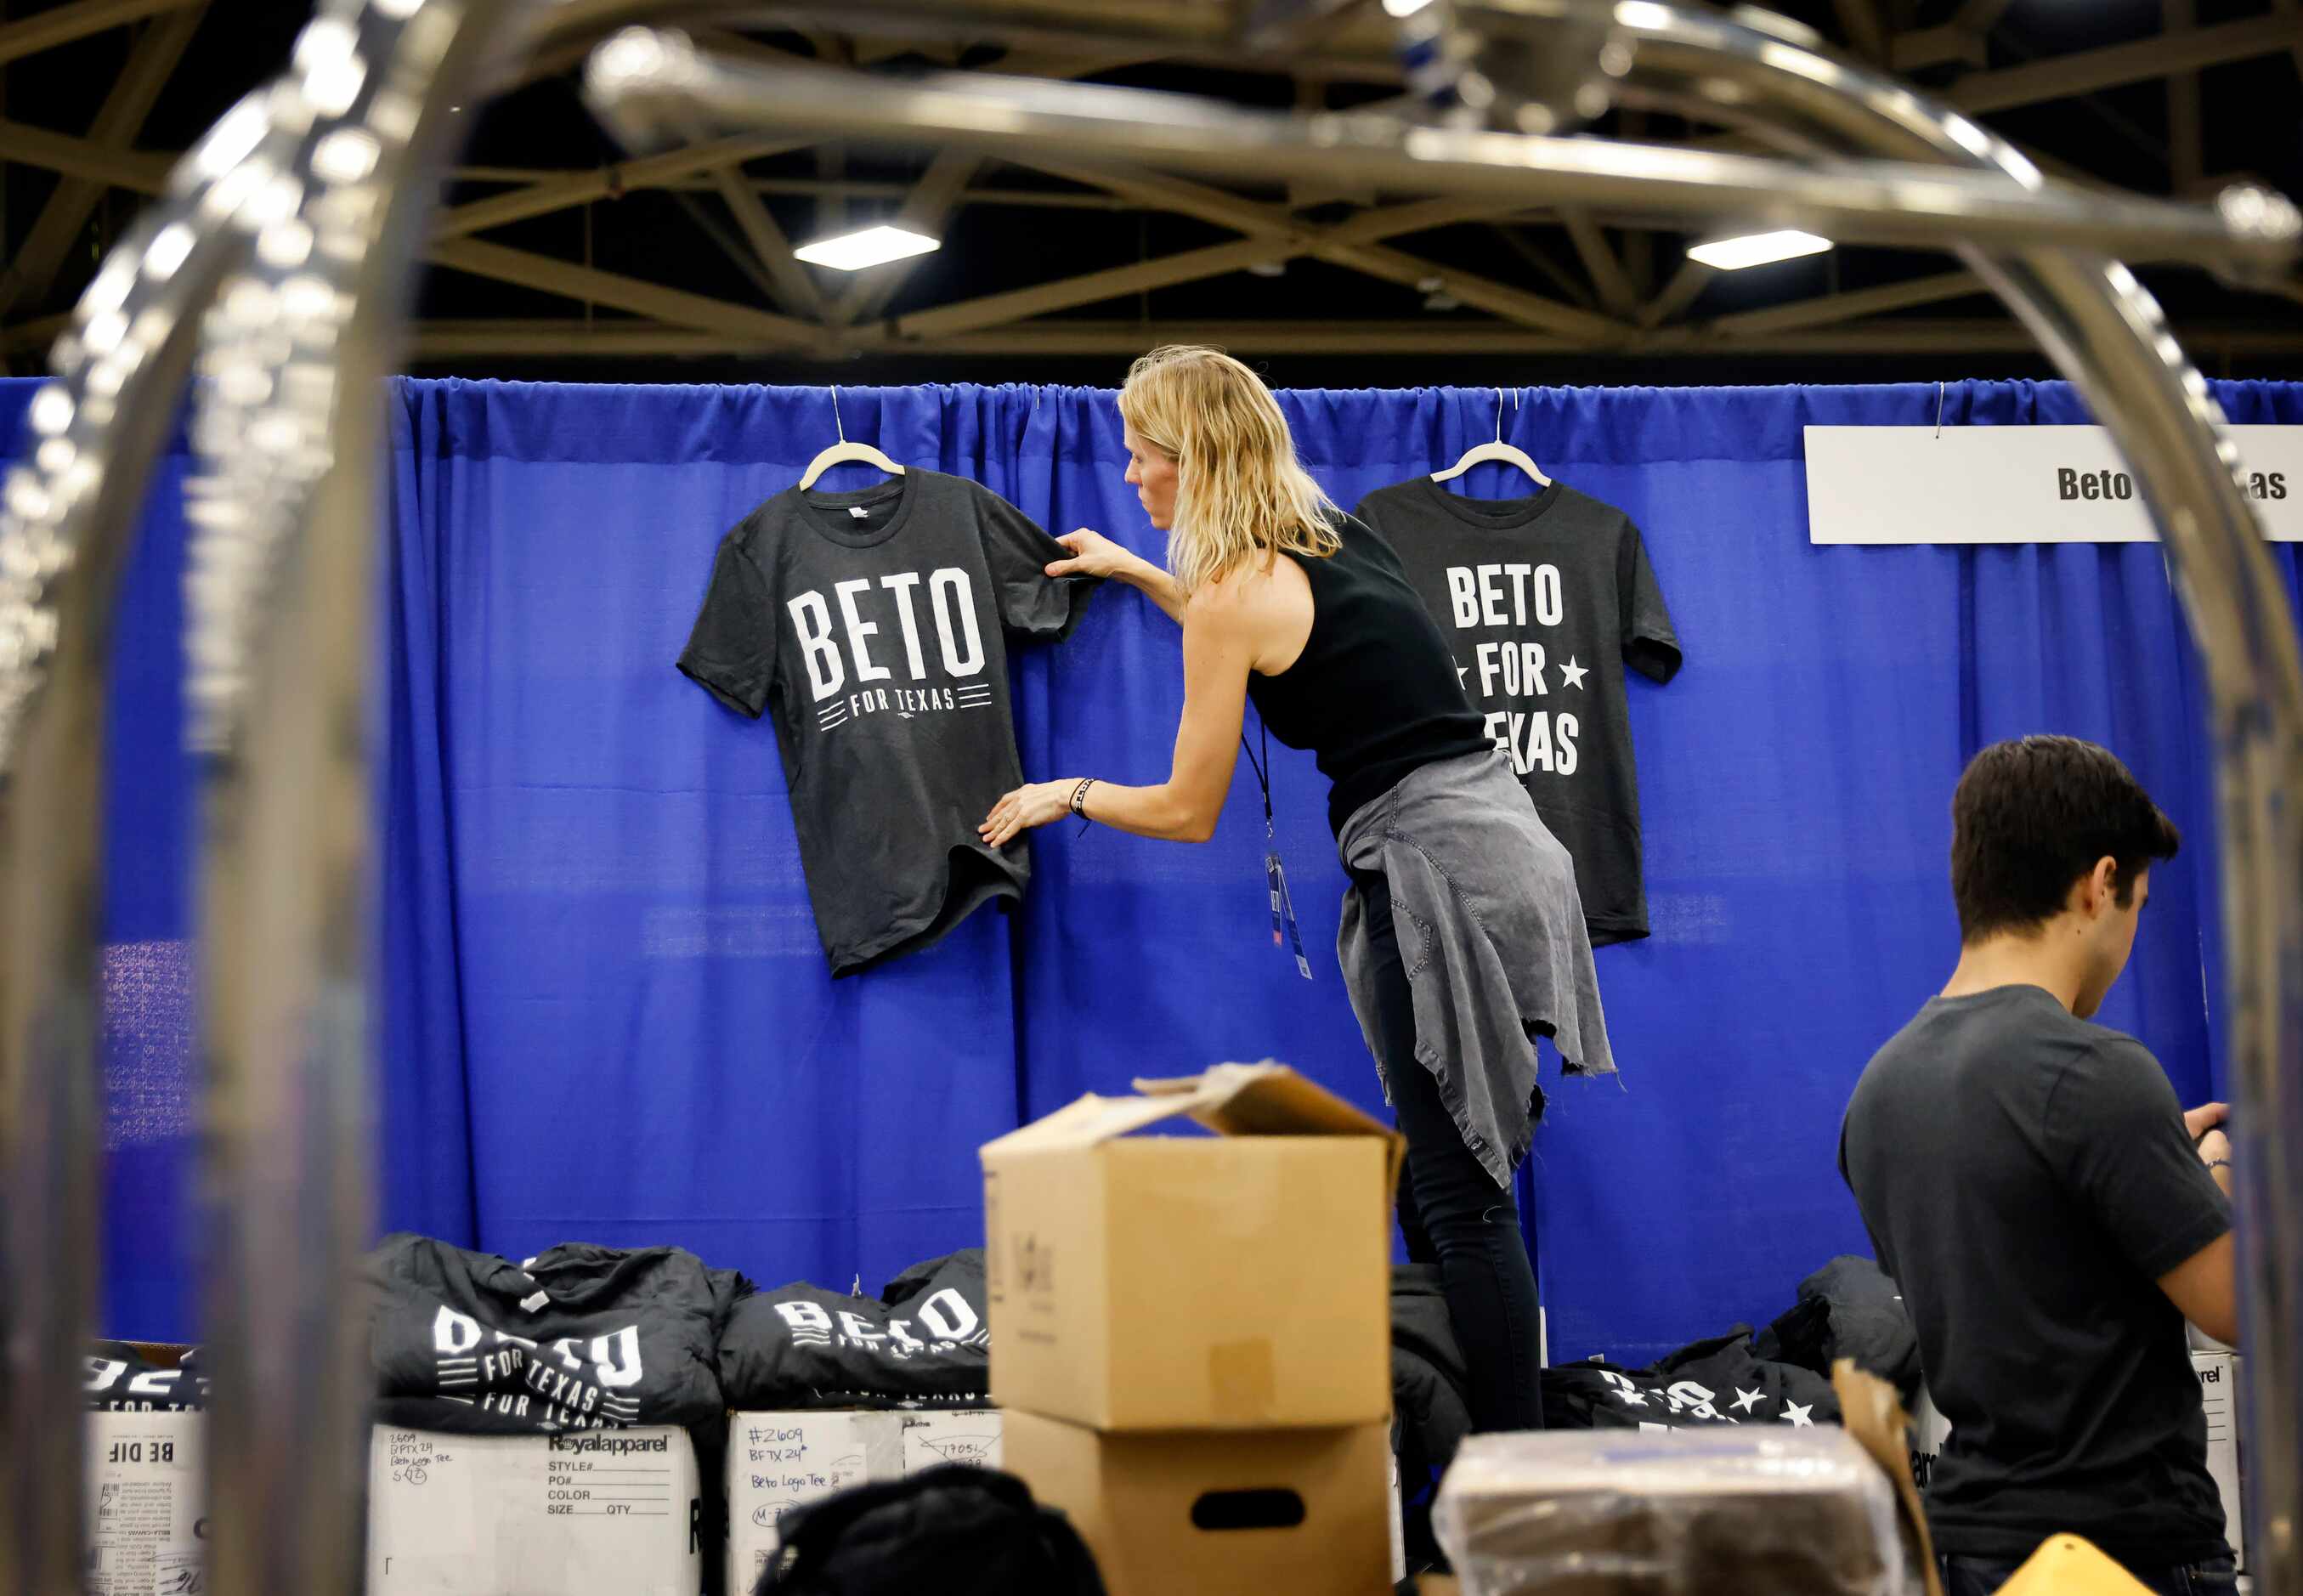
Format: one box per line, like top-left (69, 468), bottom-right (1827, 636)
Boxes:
top-left (799, 387), bottom-right (905, 490)
top-left (1432, 388), bottom-right (1549, 487)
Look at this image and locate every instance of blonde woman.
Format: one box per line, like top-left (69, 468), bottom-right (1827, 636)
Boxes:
top-left (982, 347), bottom-right (1614, 1435)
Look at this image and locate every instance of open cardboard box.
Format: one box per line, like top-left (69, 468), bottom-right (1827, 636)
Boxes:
top-left (982, 1062), bottom-right (1404, 1431)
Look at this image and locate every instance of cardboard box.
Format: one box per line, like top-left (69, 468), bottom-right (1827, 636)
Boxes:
top-left (2193, 1351), bottom-right (2247, 1572)
top-left (1907, 1382), bottom-right (1950, 1491)
top-left (725, 1409), bottom-right (1003, 1594)
top-left (86, 1410), bottom-right (204, 1596)
top-left (1910, 1361), bottom-right (2248, 1573)
top-left (367, 1426), bottom-right (703, 1595)
top-left (1002, 1409), bottom-right (1394, 1596)
top-left (982, 1063), bottom-right (1403, 1430)
top-left (1435, 1428), bottom-right (1903, 1596)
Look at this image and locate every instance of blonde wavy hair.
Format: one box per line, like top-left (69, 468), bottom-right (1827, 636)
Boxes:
top-left (1118, 345), bottom-right (1340, 595)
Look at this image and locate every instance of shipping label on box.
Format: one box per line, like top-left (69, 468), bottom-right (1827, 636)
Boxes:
top-left (900, 1410), bottom-right (1003, 1474)
top-left (982, 1063), bottom-right (1402, 1431)
top-left (727, 1411), bottom-right (1004, 1594)
top-left (86, 1411), bottom-right (204, 1596)
top-left (2193, 1352), bottom-right (2246, 1571)
top-left (368, 1426), bottom-right (702, 1596)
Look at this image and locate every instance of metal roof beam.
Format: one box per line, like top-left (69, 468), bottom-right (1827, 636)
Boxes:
top-left (0, 2), bottom-right (206, 315)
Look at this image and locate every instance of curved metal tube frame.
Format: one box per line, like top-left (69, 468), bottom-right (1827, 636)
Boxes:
top-left (0, 1), bottom-right (2295, 1591)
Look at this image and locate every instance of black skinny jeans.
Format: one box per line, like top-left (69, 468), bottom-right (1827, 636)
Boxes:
top-left (1355, 869), bottom-right (1545, 1434)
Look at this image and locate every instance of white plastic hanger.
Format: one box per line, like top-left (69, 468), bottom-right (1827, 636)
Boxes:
top-left (799, 387), bottom-right (905, 490)
top-left (1431, 388), bottom-right (1549, 488)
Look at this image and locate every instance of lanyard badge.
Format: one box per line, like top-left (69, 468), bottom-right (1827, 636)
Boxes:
top-left (1242, 720), bottom-right (1313, 982)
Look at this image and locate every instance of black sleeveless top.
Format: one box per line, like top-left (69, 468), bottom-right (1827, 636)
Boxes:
top-left (1245, 513), bottom-right (1491, 835)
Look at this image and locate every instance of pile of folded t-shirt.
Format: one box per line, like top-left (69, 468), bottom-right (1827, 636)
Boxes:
top-left (719, 1249), bottom-right (991, 1412)
top-left (363, 1232), bottom-right (751, 1435)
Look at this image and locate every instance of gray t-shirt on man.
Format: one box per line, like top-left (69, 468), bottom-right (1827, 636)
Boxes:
top-left (1840, 984), bottom-right (2232, 1566)
top-left (678, 469), bottom-right (1093, 976)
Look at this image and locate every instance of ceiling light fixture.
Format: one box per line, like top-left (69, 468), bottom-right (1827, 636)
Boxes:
top-left (1383, 0), bottom-right (1436, 15)
top-left (794, 224), bottom-right (942, 271)
top-left (1685, 229), bottom-right (1834, 270)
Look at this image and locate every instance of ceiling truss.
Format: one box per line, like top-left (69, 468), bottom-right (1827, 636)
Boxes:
top-left (0, 0), bottom-right (2298, 368)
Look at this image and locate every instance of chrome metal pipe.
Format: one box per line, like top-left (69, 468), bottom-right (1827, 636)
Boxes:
top-left (0, 88), bottom-right (308, 1593)
top-left (0, 3), bottom-right (2295, 1593)
top-left (586, 5), bottom-right (2303, 1583)
top-left (580, 39), bottom-right (2300, 279)
top-left (1514, 5), bottom-right (2303, 1580)
top-left (184, 2), bottom-right (534, 1592)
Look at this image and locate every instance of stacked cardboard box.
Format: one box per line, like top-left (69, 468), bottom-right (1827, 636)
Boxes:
top-left (2192, 1351), bottom-right (2248, 1573)
top-left (723, 1407), bottom-right (1004, 1593)
top-left (982, 1064), bottom-right (1405, 1596)
top-left (85, 1339), bottom-right (207, 1596)
top-left (366, 1424), bottom-right (704, 1595)
top-left (86, 1410), bottom-right (205, 1596)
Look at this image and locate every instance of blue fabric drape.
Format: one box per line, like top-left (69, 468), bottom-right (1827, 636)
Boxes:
top-left (0, 385), bottom-right (198, 1339)
top-left (10, 373), bottom-right (2295, 1360)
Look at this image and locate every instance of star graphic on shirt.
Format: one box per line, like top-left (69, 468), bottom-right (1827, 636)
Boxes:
top-left (1784, 1401), bottom-right (1815, 1428)
top-left (1730, 1387), bottom-right (1765, 1414)
top-left (1457, 666), bottom-right (1468, 687)
top-left (1559, 656), bottom-right (1589, 691)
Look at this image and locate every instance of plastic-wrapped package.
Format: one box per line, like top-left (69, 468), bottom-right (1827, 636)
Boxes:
top-left (1434, 1426), bottom-right (1912, 1596)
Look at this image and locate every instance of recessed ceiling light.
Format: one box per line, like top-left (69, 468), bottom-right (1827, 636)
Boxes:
top-left (1383, 0), bottom-right (1435, 15)
top-left (1685, 229), bottom-right (1834, 270)
top-left (794, 224), bottom-right (942, 271)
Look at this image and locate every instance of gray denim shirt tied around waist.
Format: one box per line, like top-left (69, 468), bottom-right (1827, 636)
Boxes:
top-left (1335, 748), bottom-right (1617, 1187)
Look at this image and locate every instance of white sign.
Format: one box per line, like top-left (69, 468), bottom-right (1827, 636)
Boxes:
top-left (1805, 425), bottom-right (2301, 544)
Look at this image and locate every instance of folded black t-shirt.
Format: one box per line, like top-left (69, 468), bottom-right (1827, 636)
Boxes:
top-left (365, 1234), bottom-right (749, 1435)
top-left (720, 1249), bottom-right (991, 1412)
top-left (85, 1341), bottom-right (207, 1412)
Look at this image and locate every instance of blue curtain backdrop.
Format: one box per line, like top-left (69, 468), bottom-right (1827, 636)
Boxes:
top-left (16, 374), bottom-right (2298, 1361)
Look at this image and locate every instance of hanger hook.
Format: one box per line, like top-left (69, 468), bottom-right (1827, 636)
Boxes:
top-left (1494, 388), bottom-right (1506, 444)
top-left (832, 385), bottom-right (846, 443)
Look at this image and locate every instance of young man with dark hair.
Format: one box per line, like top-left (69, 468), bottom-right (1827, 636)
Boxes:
top-left (1842, 735), bottom-right (2238, 1596)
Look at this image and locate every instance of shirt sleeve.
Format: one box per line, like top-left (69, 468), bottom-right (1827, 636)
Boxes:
top-left (676, 525), bottom-right (777, 718)
top-left (2047, 1038), bottom-right (2233, 1280)
top-left (976, 486), bottom-right (1097, 640)
top-left (1618, 518), bottom-right (1683, 685)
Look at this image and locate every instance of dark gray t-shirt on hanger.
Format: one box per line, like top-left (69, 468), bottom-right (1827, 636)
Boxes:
top-left (1355, 478), bottom-right (1680, 944)
top-left (1841, 984), bottom-right (2232, 1567)
top-left (678, 468), bottom-right (1093, 976)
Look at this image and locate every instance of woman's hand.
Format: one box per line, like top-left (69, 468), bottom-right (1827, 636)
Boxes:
top-left (1051, 527), bottom-right (1185, 623)
top-left (981, 781), bottom-right (1076, 848)
top-left (1045, 529), bottom-right (1140, 581)
top-left (2186, 1101), bottom-right (2229, 1142)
